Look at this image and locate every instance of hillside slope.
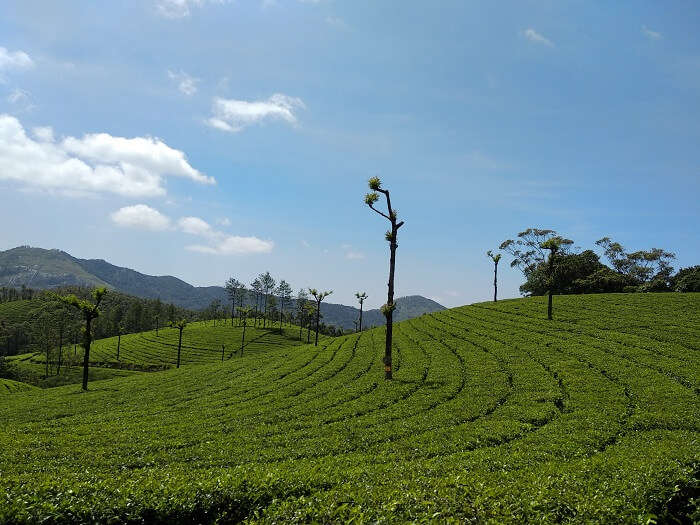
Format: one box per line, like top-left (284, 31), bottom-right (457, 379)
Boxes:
top-left (1, 293), bottom-right (698, 523)
top-left (0, 246), bottom-right (445, 328)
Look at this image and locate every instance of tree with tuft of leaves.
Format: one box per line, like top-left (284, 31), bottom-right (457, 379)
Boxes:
top-left (171, 319), bottom-right (187, 368)
top-left (365, 176), bottom-right (404, 380)
top-left (486, 250), bottom-right (502, 302)
top-left (59, 287), bottom-right (107, 390)
top-left (540, 237), bottom-right (566, 320)
top-left (355, 292), bottom-right (368, 332)
top-left (308, 288), bottom-right (332, 346)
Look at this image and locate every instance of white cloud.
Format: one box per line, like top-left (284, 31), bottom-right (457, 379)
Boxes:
top-left (0, 114), bottom-right (214, 198)
top-left (206, 94), bottom-right (305, 133)
top-left (6, 88), bottom-right (35, 112)
top-left (168, 69), bottom-right (199, 95)
top-left (178, 216), bottom-right (274, 255)
top-left (521, 28), bottom-right (554, 47)
top-left (346, 251), bottom-right (365, 260)
top-left (0, 47), bottom-right (34, 71)
top-left (111, 204), bottom-right (172, 231)
top-left (155, 0), bottom-right (229, 18)
top-left (642, 25), bottom-right (662, 40)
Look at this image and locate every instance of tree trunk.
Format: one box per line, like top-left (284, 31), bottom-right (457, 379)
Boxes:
top-left (117, 333), bottom-right (121, 360)
top-left (384, 227), bottom-right (398, 380)
top-left (240, 321), bottom-right (246, 356)
top-left (493, 260), bottom-right (498, 302)
top-left (359, 302), bottom-right (364, 332)
top-left (547, 291), bottom-right (553, 320)
top-left (221, 344), bottom-right (225, 362)
top-left (314, 300), bottom-right (321, 346)
top-left (299, 316), bottom-right (303, 341)
top-left (177, 328), bottom-right (182, 368)
top-left (82, 317), bottom-right (92, 391)
top-left (57, 327), bottom-right (63, 375)
top-left (262, 293), bottom-right (268, 328)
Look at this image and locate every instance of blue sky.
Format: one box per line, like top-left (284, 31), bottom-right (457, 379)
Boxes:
top-left (0, 1), bottom-right (698, 309)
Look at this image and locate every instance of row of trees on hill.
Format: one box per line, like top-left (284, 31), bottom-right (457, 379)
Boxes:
top-left (0, 286), bottom-right (194, 359)
top-left (486, 228), bottom-right (700, 318)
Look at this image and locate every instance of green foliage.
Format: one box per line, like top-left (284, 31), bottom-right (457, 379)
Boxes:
top-left (364, 192), bottom-right (379, 206)
top-left (486, 250), bottom-right (502, 263)
top-left (367, 176), bottom-right (381, 191)
top-left (0, 293), bottom-right (698, 523)
top-left (672, 266), bottom-right (700, 293)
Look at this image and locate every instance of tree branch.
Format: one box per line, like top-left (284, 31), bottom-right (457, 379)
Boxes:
top-left (368, 203), bottom-right (391, 220)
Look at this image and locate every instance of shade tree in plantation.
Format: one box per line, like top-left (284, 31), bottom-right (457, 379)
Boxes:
top-left (355, 292), bottom-right (368, 331)
top-left (171, 319), bottom-right (187, 368)
top-left (596, 237), bottom-right (676, 290)
top-left (500, 228), bottom-right (574, 277)
top-left (296, 289), bottom-right (309, 341)
top-left (540, 237), bottom-right (567, 320)
top-left (308, 289), bottom-right (332, 346)
top-left (59, 287), bottom-right (107, 390)
top-left (276, 280), bottom-right (292, 332)
top-left (225, 278), bottom-right (246, 325)
top-left (307, 290), bottom-right (332, 346)
top-left (259, 272), bottom-right (276, 329)
top-left (236, 306), bottom-right (255, 356)
top-left (116, 323), bottom-right (124, 361)
top-left (365, 176), bottom-right (405, 380)
top-left (250, 278), bottom-right (262, 327)
top-left (486, 250), bottom-right (501, 302)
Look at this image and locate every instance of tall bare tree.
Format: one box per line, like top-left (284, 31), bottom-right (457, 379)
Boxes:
top-left (355, 292), bottom-right (368, 332)
top-left (365, 177), bottom-right (404, 380)
top-left (59, 288), bottom-right (107, 390)
top-left (171, 319), bottom-right (187, 368)
top-left (486, 250), bottom-right (502, 302)
top-left (237, 306), bottom-right (254, 356)
top-left (308, 289), bottom-right (332, 346)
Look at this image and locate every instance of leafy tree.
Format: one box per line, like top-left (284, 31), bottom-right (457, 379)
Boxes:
top-left (154, 314), bottom-right (160, 336)
top-left (171, 319), bottom-right (187, 368)
top-left (296, 289), bottom-right (309, 341)
top-left (277, 280), bottom-right (293, 332)
top-left (355, 292), bottom-right (368, 331)
top-left (540, 238), bottom-right (566, 320)
top-left (309, 289), bottom-right (332, 346)
top-left (672, 266), bottom-right (700, 292)
top-left (500, 228), bottom-right (573, 277)
top-left (259, 272), bottom-right (276, 329)
top-left (225, 278), bottom-right (244, 325)
top-left (596, 237), bottom-right (675, 287)
top-left (365, 176), bottom-right (405, 380)
top-left (250, 278), bottom-right (262, 327)
top-left (59, 287), bottom-right (107, 390)
top-left (305, 302), bottom-right (317, 344)
top-left (486, 251), bottom-right (502, 302)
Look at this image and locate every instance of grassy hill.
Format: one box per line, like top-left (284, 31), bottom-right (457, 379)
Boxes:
top-left (0, 293), bottom-right (698, 523)
top-left (0, 246), bottom-right (445, 329)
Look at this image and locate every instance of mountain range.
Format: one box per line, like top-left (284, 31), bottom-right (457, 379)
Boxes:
top-left (0, 246), bottom-right (445, 330)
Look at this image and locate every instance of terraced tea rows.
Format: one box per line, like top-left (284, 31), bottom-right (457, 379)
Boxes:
top-left (0, 293), bottom-right (698, 523)
top-left (82, 322), bottom-right (310, 368)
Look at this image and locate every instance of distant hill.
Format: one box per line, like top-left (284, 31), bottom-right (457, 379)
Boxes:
top-left (0, 246), bottom-right (445, 330)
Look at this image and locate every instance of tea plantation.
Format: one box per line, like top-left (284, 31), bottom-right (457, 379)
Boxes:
top-left (0, 293), bottom-right (698, 523)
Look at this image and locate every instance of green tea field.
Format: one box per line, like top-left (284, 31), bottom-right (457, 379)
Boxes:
top-left (1, 293), bottom-right (698, 523)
